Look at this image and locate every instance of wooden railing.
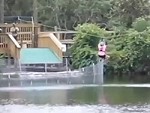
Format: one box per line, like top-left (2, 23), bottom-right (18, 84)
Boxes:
top-left (60, 39), bottom-right (74, 44)
top-left (0, 23), bottom-right (40, 45)
top-left (0, 33), bottom-right (21, 59)
top-left (17, 32), bottom-right (32, 44)
top-left (0, 23), bottom-right (40, 33)
top-left (38, 32), bottom-right (63, 59)
top-left (0, 34), bottom-right (9, 54)
top-left (8, 34), bottom-right (21, 59)
top-left (0, 34), bottom-right (8, 49)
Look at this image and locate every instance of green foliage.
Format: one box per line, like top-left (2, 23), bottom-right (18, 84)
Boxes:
top-left (108, 28), bottom-right (150, 75)
top-left (4, 0), bottom-right (33, 16)
top-left (132, 18), bottom-right (150, 32)
top-left (3, 0), bottom-right (150, 30)
top-left (71, 23), bottom-right (107, 69)
top-left (112, 0), bottom-right (150, 27)
top-left (4, 0), bottom-right (112, 30)
top-left (3, 0), bottom-right (150, 76)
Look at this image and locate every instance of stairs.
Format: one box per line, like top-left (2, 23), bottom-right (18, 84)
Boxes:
top-left (0, 33), bottom-right (21, 59)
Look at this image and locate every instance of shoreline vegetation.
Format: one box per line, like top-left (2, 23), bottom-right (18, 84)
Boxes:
top-left (2, 0), bottom-right (150, 81)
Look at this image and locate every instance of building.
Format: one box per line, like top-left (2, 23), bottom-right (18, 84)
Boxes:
top-left (0, 16), bottom-right (75, 72)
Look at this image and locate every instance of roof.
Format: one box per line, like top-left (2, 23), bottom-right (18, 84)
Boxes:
top-left (20, 48), bottom-right (62, 64)
top-left (4, 16), bottom-right (33, 23)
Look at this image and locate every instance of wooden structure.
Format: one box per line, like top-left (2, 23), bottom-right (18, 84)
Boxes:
top-left (0, 33), bottom-right (21, 59)
top-left (0, 23), bottom-right (74, 63)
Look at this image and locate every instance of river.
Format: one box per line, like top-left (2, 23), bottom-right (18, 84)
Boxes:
top-left (0, 85), bottom-right (150, 113)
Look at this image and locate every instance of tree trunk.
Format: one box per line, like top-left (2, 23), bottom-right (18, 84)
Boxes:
top-left (0, 0), bottom-right (4, 23)
top-left (33, 0), bottom-right (38, 23)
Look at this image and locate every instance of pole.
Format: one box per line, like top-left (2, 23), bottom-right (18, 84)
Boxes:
top-left (97, 58), bottom-right (104, 85)
top-left (19, 60), bottom-right (22, 73)
top-left (93, 63), bottom-right (96, 84)
top-left (0, 0), bottom-right (4, 23)
top-left (54, 26), bottom-right (60, 40)
top-left (31, 17), bottom-right (35, 47)
top-left (65, 57), bottom-right (68, 72)
top-left (100, 59), bottom-right (104, 84)
top-left (33, 0), bottom-right (38, 23)
top-left (45, 63), bottom-right (47, 73)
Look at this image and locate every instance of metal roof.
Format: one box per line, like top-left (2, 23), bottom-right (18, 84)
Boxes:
top-left (20, 48), bottom-right (62, 64)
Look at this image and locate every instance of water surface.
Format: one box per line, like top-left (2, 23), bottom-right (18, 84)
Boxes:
top-left (0, 85), bottom-right (150, 113)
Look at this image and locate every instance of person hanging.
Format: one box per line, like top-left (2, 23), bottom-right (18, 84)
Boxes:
top-left (98, 41), bottom-right (107, 59)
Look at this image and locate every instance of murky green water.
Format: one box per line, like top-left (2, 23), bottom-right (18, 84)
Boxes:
top-left (0, 85), bottom-right (150, 113)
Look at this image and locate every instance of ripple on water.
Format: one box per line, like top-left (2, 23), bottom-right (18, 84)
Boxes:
top-left (0, 104), bottom-right (150, 113)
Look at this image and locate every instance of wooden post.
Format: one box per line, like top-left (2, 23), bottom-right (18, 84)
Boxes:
top-left (31, 17), bottom-right (35, 47)
top-left (93, 63), bottom-right (96, 84)
top-left (97, 58), bottom-right (104, 85)
top-left (45, 63), bottom-right (47, 73)
top-left (54, 26), bottom-right (60, 40)
top-left (65, 57), bottom-right (68, 72)
top-left (19, 60), bottom-right (22, 72)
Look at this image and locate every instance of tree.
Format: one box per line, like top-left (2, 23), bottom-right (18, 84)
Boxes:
top-left (0, 0), bottom-right (4, 23)
top-left (71, 23), bottom-right (107, 69)
top-left (132, 17), bottom-right (150, 32)
top-left (112, 0), bottom-right (150, 28)
top-left (107, 25), bottom-right (150, 75)
top-left (37, 0), bottom-right (112, 30)
top-left (2, 0), bottom-right (111, 30)
top-left (4, 0), bottom-right (33, 16)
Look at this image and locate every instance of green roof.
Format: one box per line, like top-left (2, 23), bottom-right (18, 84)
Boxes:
top-left (20, 48), bottom-right (62, 64)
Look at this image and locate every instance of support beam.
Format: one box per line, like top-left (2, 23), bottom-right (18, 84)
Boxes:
top-left (97, 59), bottom-right (104, 85)
top-left (54, 26), bottom-right (61, 40)
top-left (45, 63), bottom-right (47, 72)
top-left (65, 57), bottom-right (68, 72)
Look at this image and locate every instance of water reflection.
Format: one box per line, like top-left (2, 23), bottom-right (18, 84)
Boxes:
top-left (0, 86), bottom-right (150, 113)
top-left (0, 105), bottom-right (119, 113)
top-left (0, 104), bottom-right (150, 113)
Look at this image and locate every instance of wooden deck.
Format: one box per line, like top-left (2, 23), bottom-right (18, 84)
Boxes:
top-left (0, 23), bottom-right (75, 60)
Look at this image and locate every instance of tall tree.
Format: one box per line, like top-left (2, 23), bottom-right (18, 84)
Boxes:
top-left (33, 0), bottom-right (38, 23)
top-left (4, 0), bottom-right (33, 16)
top-left (71, 23), bottom-right (107, 68)
top-left (112, 0), bottom-right (150, 28)
top-left (0, 0), bottom-right (4, 23)
top-left (38, 0), bottom-right (112, 30)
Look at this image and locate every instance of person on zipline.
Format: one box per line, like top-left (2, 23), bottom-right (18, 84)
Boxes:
top-left (98, 41), bottom-right (107, 59)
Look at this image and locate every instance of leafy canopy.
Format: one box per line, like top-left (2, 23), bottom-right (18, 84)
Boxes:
top-left (71, 23), bottom-right (107, 69)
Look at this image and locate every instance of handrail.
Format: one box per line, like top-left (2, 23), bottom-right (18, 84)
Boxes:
top-left (9, 32), bottom-right (32, 35)
top-left (60, 39), bottom-right (74, 44)
top-left (7, 34), bottom-right (21, 48)
top-left (49, 33), bottom-right (63, 50)
top-left (0, 33), bottom-right (21, 59)
top-left (39, 32), bottom-right (63, 50)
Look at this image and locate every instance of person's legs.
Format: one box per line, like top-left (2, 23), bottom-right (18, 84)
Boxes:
top-left (99, 55), bottom-right (105, 59)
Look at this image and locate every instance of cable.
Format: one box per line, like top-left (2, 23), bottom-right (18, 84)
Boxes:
top-left (17, 18), bottom-right (146, 39)
top-left (19, 18), bottom-right (73, 31)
